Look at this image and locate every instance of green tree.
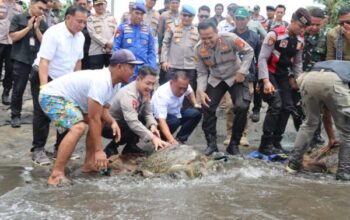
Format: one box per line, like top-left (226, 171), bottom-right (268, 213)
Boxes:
top-left (314, 0), bottom-right (349, 27)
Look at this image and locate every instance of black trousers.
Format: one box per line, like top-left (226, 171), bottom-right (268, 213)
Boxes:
top-left (252, 81), bottom-right (262, 113)
top-left (30, 68), bottom-right (66, 152)
top-left (0, 44), bottom-right (13, 91)
top-left (10, 61), bottom-right (31, 118)
top-left (102, 121), bottom-right (139, 148)
top-left (261, 74), bottom-right (296, 138)
top-left (88, 54), bottom-right (111, 70)
top-left (202, 81), bottom-right (251, 143)
top-left (81, 52), bottom-right (90, 70)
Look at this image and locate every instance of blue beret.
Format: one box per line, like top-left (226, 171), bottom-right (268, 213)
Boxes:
top-left (133, 2), bottom-right (146, 13)
top-left (182, 4), bottom-right (196, 16)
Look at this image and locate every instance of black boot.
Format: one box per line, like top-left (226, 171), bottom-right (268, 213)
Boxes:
top-left (226, 139), bottom-right (240, 155)
top-left (204, 134), bottom-right (218, 156)
top-left (2, 88), bottom-right (10, 105)
top-left (104, 140), bottom-right (119, 158)
top-left (336, 145), bottom-right (350, 181)
top-left (273, 135), bottom-right (287, 154)
top-left (258, 135), bottom-right (283, 155)
top-left (121, 144), bottom-right (147, 155)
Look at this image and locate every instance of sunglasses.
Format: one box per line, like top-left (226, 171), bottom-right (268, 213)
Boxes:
top-left (339, 21), bottom-right (350, 26)
top-left (182, 13), bottom-right (194, 18)
top-left (199, 15), bottom-right (209, 19)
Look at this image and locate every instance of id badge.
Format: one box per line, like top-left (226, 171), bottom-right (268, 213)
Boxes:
top-left (29, 37), bottom-right (35, 47)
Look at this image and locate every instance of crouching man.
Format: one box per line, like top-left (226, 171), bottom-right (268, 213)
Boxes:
top-left (151, 70), bottom-right (202, 145)
top-left (286, 60), bottom-right (350, 181)
top-left (103, 66), bottom-right (169, 157)
top-left (39, 49), bottom-right (142, 186)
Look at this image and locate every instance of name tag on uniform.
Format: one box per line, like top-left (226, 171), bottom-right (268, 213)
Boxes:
top-left (29, 37), bottom-right (35, 47)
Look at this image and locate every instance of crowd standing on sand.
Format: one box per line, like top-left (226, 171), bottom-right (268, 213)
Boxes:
top-left (0, 0), bottom-right (350, 186)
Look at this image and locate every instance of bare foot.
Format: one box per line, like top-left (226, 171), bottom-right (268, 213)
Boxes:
top-left (47, 175), bottom-right (70, 187)
top-left (81, 163), bottom-right (99, 173)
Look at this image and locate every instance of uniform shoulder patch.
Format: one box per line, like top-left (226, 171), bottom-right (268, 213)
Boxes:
top-left (115, 29), bottom-right (121, 38)
top-left (234, 37), bottom-right (245, 49)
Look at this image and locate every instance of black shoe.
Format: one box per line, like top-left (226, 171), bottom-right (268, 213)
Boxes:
top-left (104, 140), bottom-right (119, 158)
top-left (121, 144), bottom-right (147, 155)
top-left (226, 142), bottom-right (240, 155)
top-left (1, 94), bottom-right (10, 105)
top-left (285, 160), bottom-right (301, 174)
top-left (336, 172), bottom-right (350, 181)
top-left (251, 111), bottom-right (260, 122)
top-left (258, 144), bottom-right (284, 155)
top-left (204, 134), bottom-right (218, 156)
top-left (11, 117), bottom-right (21, 128)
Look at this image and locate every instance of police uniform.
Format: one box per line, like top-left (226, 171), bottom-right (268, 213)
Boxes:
top-left (87, 9), bottom-right (116, 69)
top-left (0, 0), bottom-right (22, 104)
top-left (144, 8), bottom-right (159, 38)
top-left (158, 10), bottom-right (180, 50)
top-left (258, 12), bottom-right (310, 155)
top-left (113, 3), bottom-right (156, 82)
top-left (288, 60), bottom-right (350, 181)
top-left (103, 81), bottom-right (157, 157)
top-left (120, 11), bottom-right (130, 24)
top-left (161, 5), bottom-right (199, 91)
top-left (44, 9), bottom-right (60, 27)
top-left (196, 32), bottom-right (254, 155)
top-left (326, 26), bottom-right (350, 61)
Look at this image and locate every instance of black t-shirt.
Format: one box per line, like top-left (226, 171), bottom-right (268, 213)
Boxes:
top-left (10, 11), bottom-right (48, 65)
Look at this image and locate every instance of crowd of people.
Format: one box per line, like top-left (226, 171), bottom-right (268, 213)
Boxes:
top-left (1, 0), bottom-right (350, 186)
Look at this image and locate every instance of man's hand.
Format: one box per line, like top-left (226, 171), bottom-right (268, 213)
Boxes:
top-left (34, 16), bottom-right (42, 30)
top-left (111, 121), bottom-right (121, 143)
top-left (194, 103), bottom-right (202, 109)
top-left (150, 124), bottom-right (160, 138)
top-left (161, 62), bottom-right (170, 72)
top-left (320, 138), bottom-right (340, 153)
top-left (263, 79), bottom-right (275, 95)
top-left (342, 22), bottom-right (350, 40)
top-left (152, 136), bottom-right (170, 151)
top-left (234, 72), bottom-right (245, 83)
top-left (95, 150), bottom-right (108, 170)
top-left (199, 91), bottom-right (211, 108)
top-left (289, 77), bottom-right (299, 90)
top-left (168, 137), bottom-right (179, 145)
top-left (27, 16), bottom-right (35, 29)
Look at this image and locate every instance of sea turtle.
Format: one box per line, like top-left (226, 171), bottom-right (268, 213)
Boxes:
top-left (303, 145), bottom-right (339, 173)
top-left (108, 145), bottom-right (225, 178)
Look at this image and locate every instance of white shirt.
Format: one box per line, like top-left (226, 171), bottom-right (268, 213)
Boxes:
top-left (151, 81), bottom-right (192, 119)
top-left (217, 20), bottom-right (235, 33)
top-left (34, 22), bottom-right (85, 79)
top-left (41, 68), bottom-right (119, 113)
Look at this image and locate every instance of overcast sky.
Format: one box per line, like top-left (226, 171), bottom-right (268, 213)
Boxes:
top-left (109, 0), bottom-right (324, 23)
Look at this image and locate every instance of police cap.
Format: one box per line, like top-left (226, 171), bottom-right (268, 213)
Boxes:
top-left (182, 4), bottom-right (196, 16)
top-left (292, 7), bottom-right (312, 26)
top-left (132, 2), bottom-right (146, 13)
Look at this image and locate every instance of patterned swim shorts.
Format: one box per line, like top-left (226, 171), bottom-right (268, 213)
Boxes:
top-left (39, 94), bottom-right (84, 133)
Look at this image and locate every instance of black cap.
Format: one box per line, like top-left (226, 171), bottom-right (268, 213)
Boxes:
top-left (110, 49), bottom-right (144, 65)
top-left (266, 5), bottom-right (275, 11)
top-left (293, 8), bottom-right (312, 26)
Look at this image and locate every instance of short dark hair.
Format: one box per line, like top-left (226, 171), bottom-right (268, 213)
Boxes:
top-left (31, 0), bottom-right (48, 4)
top-left (215, 3), bottom-right (224, 10)
top-left (171, 70), bottom-right (190, 81)
top-left (64, 5), bottom-right (88, 18)
top-left (339, 5), bottom-right (350, 17)
top-left (197, 19), bottom-right (217, 33)
top-left (309, 7), bottom-right (325, 19)
top-left (276, 4), bottom-right (286, 11)
top-left (138, 66), bottom-right (157, 79)
top-left (198, 5), bottom-right (210, 13)
top-left (164, 0), bottom-right (170, 3)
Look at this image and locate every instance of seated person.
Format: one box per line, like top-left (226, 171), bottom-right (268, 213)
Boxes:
top-left (151, 70), bottom-right (202, 144)
top-left (103, 66), bottom-right (168, 157)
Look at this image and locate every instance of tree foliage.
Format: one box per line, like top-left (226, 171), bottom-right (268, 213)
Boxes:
top-left (314, 0), bottom-right (349, 27)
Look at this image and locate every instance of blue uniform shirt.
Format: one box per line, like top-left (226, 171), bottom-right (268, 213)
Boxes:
top-left (113, 22), bottom-right (157, 81)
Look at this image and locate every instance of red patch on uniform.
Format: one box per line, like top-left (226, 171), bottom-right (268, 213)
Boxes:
top-left (115, 30), bottom-right (121, 38)
top-left (234, 37), bottom-right (245, 49)
top-left (132, 99), bottom-right (139, 109)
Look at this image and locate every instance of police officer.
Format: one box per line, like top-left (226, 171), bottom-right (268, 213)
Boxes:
top-left (158, 0), bottom-right (180, 84)
top-left (286, 60), bottom-right (350, 181)
top-left (144, 0), bottom-right (160, 63)
top-left (44, 0), bottom-right (60, 27)
top-left (87, 0), bottom-right (116, 69)
top-left (120, 1), bottom-right (134, 24)
top-left (196, 20), bottom-right (254, 156)
top-left (326, 5), bottom-right (350, 61)
top-left (0, 0), bottom-right (22, 105)
top-left (103, 66), bottom-right (168, 157)
top-left (113, 2), bottom-right (156, 82)
top-left (224, 7), bottom-right (261, 146)
top-left (258, 8), bottom-right (311, 155)
top-left (161, 4), bottom-right (199, 91)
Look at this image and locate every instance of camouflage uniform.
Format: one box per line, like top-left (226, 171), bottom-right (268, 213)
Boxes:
top-left (303, 29), bottom-right (327, 71)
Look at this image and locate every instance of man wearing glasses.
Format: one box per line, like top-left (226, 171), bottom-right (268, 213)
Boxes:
top-left (326, 5), bottom-right (350, 61)
top-left (197, 5), bottom-right (210, 24)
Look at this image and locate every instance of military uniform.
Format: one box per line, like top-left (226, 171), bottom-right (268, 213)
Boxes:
top-left (303, 30), bottom-right (327, 71)
top-left (44, 9), bottom-right (60, 27)
top-left (196, 32), bottom-right (254, 155)
top-left (326, 26), bottom-right (350, 61)
top-left (113, 22), bottom-right (156, 81)
top-left (0, 0), bottom-right (22, 104)
top-left (258, 25), bottom-right (304, 155)
top-left (103, 81), bottom-right (157, 157)
top-left (288, 61), bottom-right (350, 181)
top-left (87, 12), bottom-right (116, 69)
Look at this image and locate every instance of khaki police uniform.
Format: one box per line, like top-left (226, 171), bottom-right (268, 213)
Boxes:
top-left (87, 12), bottom-right (116, 69)
top-left (158, 10), bottom-right (180, 49)
top-left (326, 26), bottom-right (350, 61)
top-left (196, 32), bottom-right (254, 153)
top-left (144, 8), bottom-right (159, 38)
